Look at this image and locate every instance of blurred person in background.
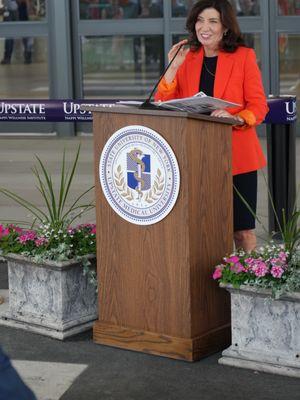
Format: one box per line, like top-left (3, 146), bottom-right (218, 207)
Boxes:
top-left (0, 0), bottom-right (33, 64)
top-left (0, 0), bottom-right (18, 64)
top-left (18, 0), bottom-right (33, 64)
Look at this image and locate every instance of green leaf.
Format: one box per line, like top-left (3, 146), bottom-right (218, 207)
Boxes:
top-left (60, 144), bottom-right (81, 214)
top-left (57, 149), bottom-right (66, 220)
top-left (0, 187), bottom-right (47, 223)
top-left (32, 166), bottom-right (55, 223)
top-left (35, 155), bottom-right (58, 221)
top-left (61, 186), bottom-right (94, 221)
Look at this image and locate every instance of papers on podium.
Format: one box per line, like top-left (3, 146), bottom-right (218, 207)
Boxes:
top-left (117, 92), bottom-right (241, 114)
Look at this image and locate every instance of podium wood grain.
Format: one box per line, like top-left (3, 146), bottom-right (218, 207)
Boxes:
top-left (92, 108), bottom-right (233, 361)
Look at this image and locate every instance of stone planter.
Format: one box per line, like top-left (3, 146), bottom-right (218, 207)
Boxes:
top-left (0, 253), bottom-right (97, 339)
top-left (219, 284), bottom-right (300, 378)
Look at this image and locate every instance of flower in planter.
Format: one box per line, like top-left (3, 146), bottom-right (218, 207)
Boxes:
top-left (0, 222), bottom-right (97, 287)
top-left (219, 177), bottom-right (300, 298)
top-left (0, 223), bottom-right (96, 259)
top-left (213, 243), bottom-right (300, 298)
top-left (0, 145), bottom-right (97, 287)
top-left (0, 225), bottom-right (10, 238)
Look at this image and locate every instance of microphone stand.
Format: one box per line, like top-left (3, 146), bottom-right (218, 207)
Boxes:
top-left (139, 42), bottom-right (186, 110)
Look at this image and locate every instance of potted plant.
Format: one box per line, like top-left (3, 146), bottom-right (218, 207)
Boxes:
top-left (0, 145), bottom-right (97, 339)
top-left (212, 207), bottom-right (300, 377)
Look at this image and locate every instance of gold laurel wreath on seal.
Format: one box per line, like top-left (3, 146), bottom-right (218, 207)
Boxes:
top-left (144, 169), bottom-right (164, 203)
top-left (114, 165), bottom-right (134, 201)
top-left (114, 165), bottom-right (165, 202)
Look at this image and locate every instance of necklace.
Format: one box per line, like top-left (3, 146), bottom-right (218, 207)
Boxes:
top-left (203, 60), bottom-right (216, 77)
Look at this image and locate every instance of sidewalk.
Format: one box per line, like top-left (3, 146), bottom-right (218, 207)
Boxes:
top-left (0, 137), bottom-right (299, 400)
top-left (0, 323), bottom-right (299, 400)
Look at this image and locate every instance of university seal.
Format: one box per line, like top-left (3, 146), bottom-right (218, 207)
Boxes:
top-left (99, 125), bottom-right (180, 225)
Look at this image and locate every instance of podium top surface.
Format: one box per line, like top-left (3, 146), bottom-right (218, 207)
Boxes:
top-left (82, 105), bottom-right (236, 126)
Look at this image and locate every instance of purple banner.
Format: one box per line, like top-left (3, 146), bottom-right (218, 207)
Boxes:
top-left (264, 96), bottom-right (297, 124)
top-left (0, 97), bottom-right (297, 124)
top-left (0, 100), bottom-right (115, 122)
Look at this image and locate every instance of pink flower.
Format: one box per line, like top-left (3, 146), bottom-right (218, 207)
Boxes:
top-left (18, 231), bottom-right (36, 244)
top-left (224, 254), bottom-right (245, 274)
top-left (251, 260), bottom-right (269, 277)
top-left (35, 237), bottom-right (48, 247)
top-left (270, 257), bottom-right (288, 271)
top-left (230, 262), bottom-right (245, 274)
top-left (278, 251), bottom-right (287, 263)
top-left (75, 223), bottom-right (96, 232)
top-left (213, 265), bottom-right (224, 280)
top-left (270, 265), bottom-right (284, 279)
top-left (224, 255), bottom-right (240, 264)
top-left (0, 225), bottom-right (10, 239)
top-left (9, 225), bottom-right (22, 233)
top-left (91, 227), bottom-right (96, 234)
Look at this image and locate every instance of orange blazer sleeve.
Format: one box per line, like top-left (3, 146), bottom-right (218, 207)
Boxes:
top-left (234, 49), bottom-right (269, 129)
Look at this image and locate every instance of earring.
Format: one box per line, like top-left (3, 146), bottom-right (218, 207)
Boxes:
top-left (223, 30), bottom-right (228, 36)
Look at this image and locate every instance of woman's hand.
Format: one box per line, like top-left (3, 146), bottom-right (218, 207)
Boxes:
top-left (167, 39), bottom-right (190, 66)
top-left (165, 39), bottom-right (190, 83)
top-left (210, 109), bottom-right (233, 118)
top-left (211, 109), bottom-right (245, 125)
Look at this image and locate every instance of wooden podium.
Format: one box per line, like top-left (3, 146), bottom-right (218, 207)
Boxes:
top-left (89, 106), bottom-right (233, 361)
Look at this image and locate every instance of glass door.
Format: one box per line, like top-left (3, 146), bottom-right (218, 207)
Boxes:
top-left (0, 0), bottom-right (53, 134)
top-left (270, 1), bottom-right (300, 96)
top-left (72, 0), bottom-right (165, 134)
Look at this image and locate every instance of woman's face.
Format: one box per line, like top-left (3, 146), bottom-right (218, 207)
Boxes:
top-left (195, 7), bottom-right (226, 53)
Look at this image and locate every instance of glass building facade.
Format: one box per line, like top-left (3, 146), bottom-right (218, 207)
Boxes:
top-left (0, 0), bottom-right (299, 135)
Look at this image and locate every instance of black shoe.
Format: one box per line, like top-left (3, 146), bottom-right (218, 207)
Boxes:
top-left (1, 58), bottom-right (10, 64)
top-left (24, 59), bottom-right (32, 64)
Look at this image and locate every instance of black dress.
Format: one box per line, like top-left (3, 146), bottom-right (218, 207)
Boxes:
top-left (199, 56), bottom-right (257, 232)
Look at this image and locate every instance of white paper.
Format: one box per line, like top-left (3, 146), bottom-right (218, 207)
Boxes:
top-left (117, 93), bottom-right (240, 114)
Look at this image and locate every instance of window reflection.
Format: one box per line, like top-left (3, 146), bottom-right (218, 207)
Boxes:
top-left (229, 0), bottom-right (260, 16)
top-left (1, 36), bottom-right (33, 64)
top-left (279, 34), bottom-right (300, 97)
top-left (278, 0), bottom-right (300, 15)
top-left (81, 35), bottom-right (164, 98)
top-left (0, 36), bottom-right (49, 98)
top-left (171, 0), bottom-right (193, 17)
top-left (79, 0), bottom-right (163, 20)
top-left (0, 0), bottom-right (46, 22)
top-left (171, 0), bottom-right (260, 17)
top-left (243, 33), bottom-right (261, 58)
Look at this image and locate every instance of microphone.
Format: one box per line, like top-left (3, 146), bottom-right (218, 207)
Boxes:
top-left (139, 40), bottom-right (190, 110)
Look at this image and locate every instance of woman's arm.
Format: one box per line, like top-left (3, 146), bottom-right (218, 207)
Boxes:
top-left (155, 40), bottom-right (189, 102)
top-left (235, 48), bottom-right (269, 129)
top-left (211, 49), bottom-right (268, 128)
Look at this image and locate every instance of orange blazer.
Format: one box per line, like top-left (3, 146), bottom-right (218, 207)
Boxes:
top-left (155, 46), bottom-right (269, 175)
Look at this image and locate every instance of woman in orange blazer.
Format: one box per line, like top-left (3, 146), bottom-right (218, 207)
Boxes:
top-left (155, 0), bottom-right (268, 252)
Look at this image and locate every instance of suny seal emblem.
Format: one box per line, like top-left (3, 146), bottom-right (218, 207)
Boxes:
top-left (99, 125), bottom-right (180, 225)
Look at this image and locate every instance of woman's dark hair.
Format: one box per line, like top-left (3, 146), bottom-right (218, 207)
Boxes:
top-left (186, 0), bottom-right (245, 52)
